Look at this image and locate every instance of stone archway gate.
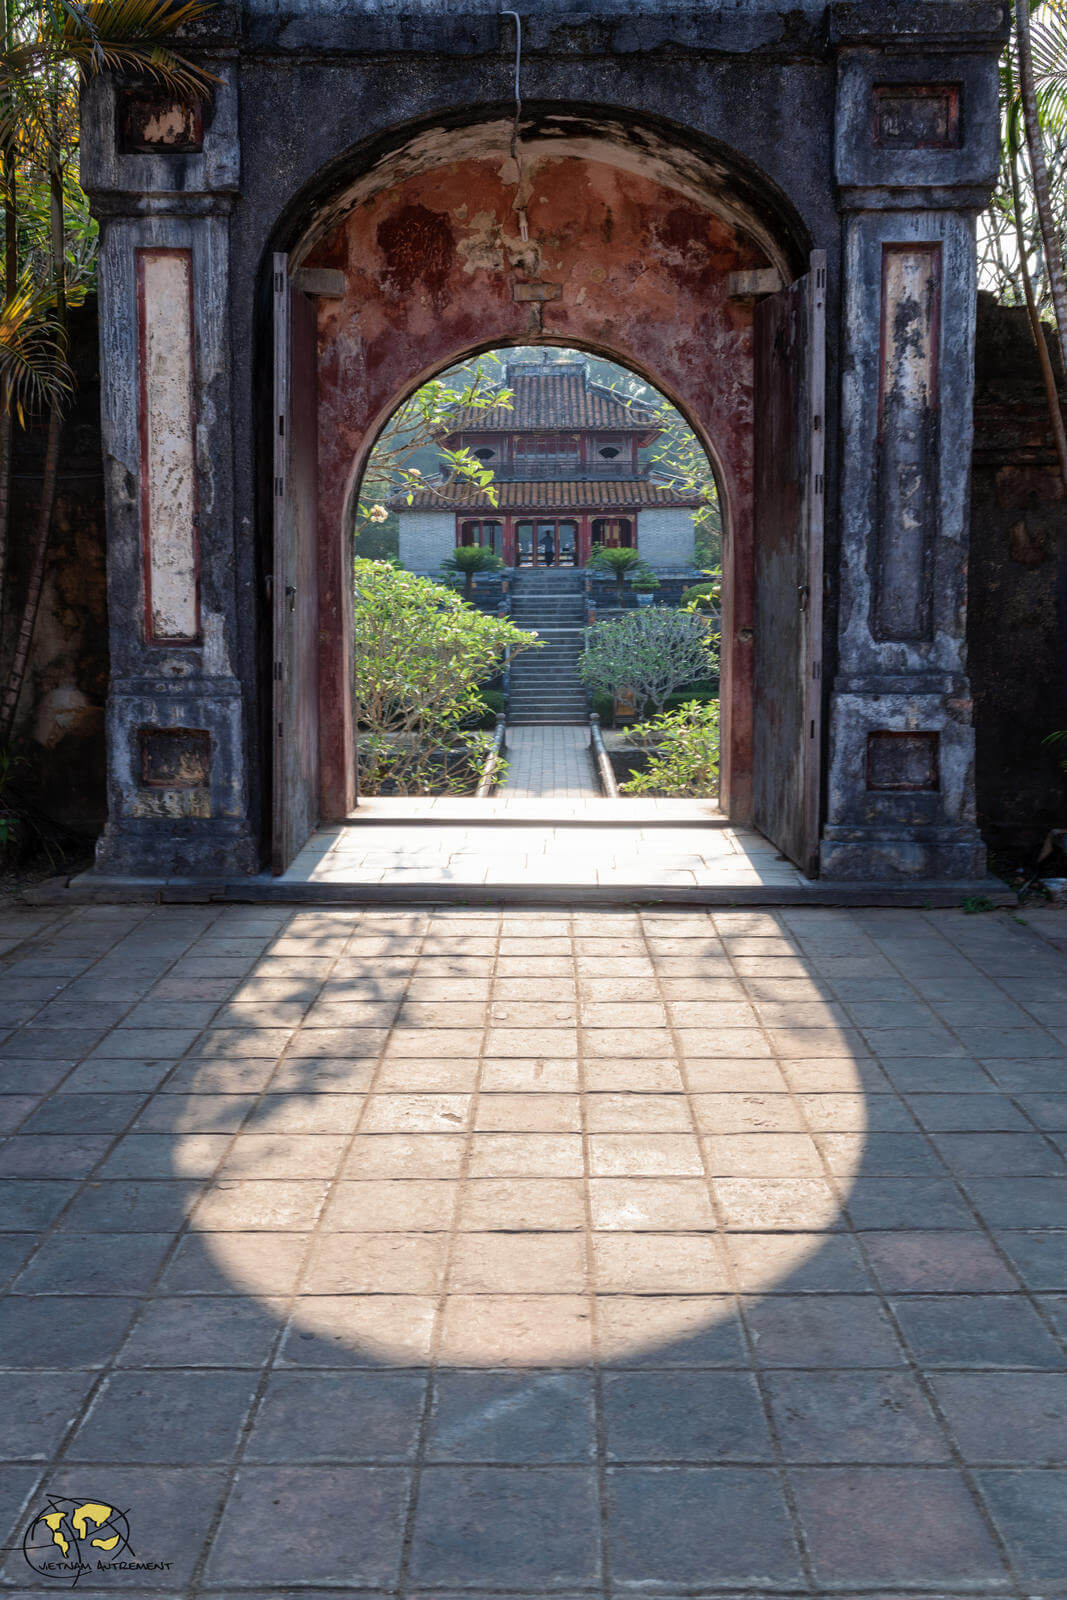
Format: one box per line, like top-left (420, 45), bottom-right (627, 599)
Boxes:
top-left (80, 0), bottom-right (1006, 885)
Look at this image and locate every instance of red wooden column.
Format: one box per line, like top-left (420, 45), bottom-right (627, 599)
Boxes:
top-left (578, 514), bottom-right (592, 567)
top-left (503, 515), bottom-right (516, 567)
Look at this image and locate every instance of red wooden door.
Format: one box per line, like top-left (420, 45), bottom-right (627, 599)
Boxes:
top-left (752, 251), bottom-right (827, 878)
top-left (271, 254), bottom-right (321, 874)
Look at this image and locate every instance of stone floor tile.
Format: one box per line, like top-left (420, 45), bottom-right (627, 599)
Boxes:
top-left (933, 1131), bottom-right (1067, 1174)
top-left (844, 1178), bottom-right (977, 1230)
top-left (713, 1177), bottom-right (843, 1230)
top-left (1016, 1092), bottom-right (1067, 1128)
top-left (892, 1294), bottom-right (1065, 1368)
top-left (18, 1095), bottom-right (145, 1136)
top-left (426, 1372), bottom-right (595, 1462)
top-left (0, 1371), bottom-right (94, 1459)
top-left (66, 1370), bottom-right (257, 1462)
top-left (437, 1296), bottom-right (593, 1366)
top-left (160, 1231), bottom-right (309, 1295)
top-left (603, 1370), bottom-right (772, 1461)
top-left (458, 1178), bottom-right (585, 1231)
top-left (881, 1057), bottom-right (999, 1093)
top-left (906, 1092), bottom-right (1033, 1131)
top-left (278, 1295), bottom-right (436, 1366)
top-left (101, 1133), bottom-right (228, 1178)
top-left (469, 1132), bottom-right (583, 1177)
top-left (795, 1092), bottom-right (916, 1132)
top-left (593, 1233), bottom-right (729, 1293)
top-left (976, 1468), bottom-right (1067, 1589)
top-left (766, 1370), bottom-right (951, 1462)
top-left (161, 1058), bottom-right (278, 1094)
top-left (205, 1465), bottom-right (410, 1586)
top-left (0, 1296), bottom-right (137, 1368)
top-left (58, 1179), bottom-right (196, 1233)
top-left (993, 1229), bottom-right (1067, 1289)
top-left (217, 1133), bottom-right (348, 1180)
top-left (360, 1094), bottom-right (472, 1134)
top-left (343, 1134), bottom-right (467, 1179)
top-left (595, 1295), bottom-right (745, 1366)
top-left (583, 1093), bottom-right (691, 1132)
top-left (322, 1179), bottom-right (459, 1232)
top-left (702, 1132), bottom-right (823, 1176)
top-left (817, 1131), bottom-right (942, 1174)
top-left (682, 1058), bottom-right (790, 1092)
top-left (791, 1466), bottom-right (1007, 1588)
top-left (742, 1296), bottom-right (907, 1367)
top-left (963, 1176), bottom-right (1067, 1227)
top-left (449, 1232), bottom-right (587, 1293)
top-left (479, 1058), bottom-right (580, 1092)
top-left (582, 1059), bottom-right (684, 1092)
top-left (192, 1179), bottom-right (328, 1230)
top-left (931, 1372), bottom-right (1067, 1461)
top-left (475, 1093), bottom-right (580, 1132)
top-left (54, 1058), bottom-right (176, 1092)
top-left (589, 1177), bottom-right (715, 1231)
top-left (13, 1231), bottom-right (173, 1293)
top-left (245, 1371), bottom-right (428, 1461)
top-left (0, 1098), bottom-right (39, 1135)
top-left (303, 1233), bottom-right (448, 1294)
top-left (0, 1134), bottom-right (111, 1177)
top-left (374, 1059), bottom-right (478, 1092)
top-left (409, 1465), bottom-right (600, 1588)
top-left (725, 1232), bottom-right (877, 1295)
top-left (116, 1296), bottom-right (282, 1367)
top-left (606, 1466), bottom-right (803, 1588)
top-left (588, 1133), bottom-right (703, 1176)
top-left (862, 1230), bottom-right (1020, 1292)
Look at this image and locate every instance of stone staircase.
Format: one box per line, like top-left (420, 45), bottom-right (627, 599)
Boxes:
top-left (508, 571), bottom-right (590, 726)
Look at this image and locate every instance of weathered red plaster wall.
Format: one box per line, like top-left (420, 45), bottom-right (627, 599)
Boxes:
top-left (306, 154), bottom-right (768, 819)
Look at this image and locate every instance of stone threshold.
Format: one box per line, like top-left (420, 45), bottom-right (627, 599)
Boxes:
top-left (27, 872), bottom-right (1013, 909)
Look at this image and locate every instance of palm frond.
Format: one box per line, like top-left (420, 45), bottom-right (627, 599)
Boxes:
top-left (0, 280), bottom-right (71, 422)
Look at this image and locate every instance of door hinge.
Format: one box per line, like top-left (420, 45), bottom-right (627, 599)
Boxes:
top-left (814, 473), bottom-right (824, 495)
top-left (274, 660), bottom-right (282, 681)
top-left (276, 720), bottom-right (283, 738)
top-left (274, 475), bottom-right (285, 498)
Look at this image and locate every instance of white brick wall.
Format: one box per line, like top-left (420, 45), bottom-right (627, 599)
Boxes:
top-left (398, 511), bottom-right (456, 574)
top-left (636, 508), bottom-right (696, 570)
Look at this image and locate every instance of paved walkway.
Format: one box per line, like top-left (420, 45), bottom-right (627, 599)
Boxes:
top-left (502, 725), bottom-right (600, 800)
top-left (281, 812), bottom-right (806, 890)
top-left (1, 901), bottom-right (1066, 1594)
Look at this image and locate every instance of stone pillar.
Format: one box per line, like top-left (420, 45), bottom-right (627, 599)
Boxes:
top-left (80, 49), bottom-right (257, 877)
top-left (820, 4), bottom-right (1006, 879)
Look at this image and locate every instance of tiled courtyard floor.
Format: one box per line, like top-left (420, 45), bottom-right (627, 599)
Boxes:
top-left (0, 901), bottom-right (1066, 1595)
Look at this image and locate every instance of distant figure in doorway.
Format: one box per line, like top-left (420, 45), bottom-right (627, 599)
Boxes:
top-left (542, 533), bottom-right (555, 566)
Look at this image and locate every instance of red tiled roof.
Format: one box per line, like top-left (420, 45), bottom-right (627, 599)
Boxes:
top-left (390, 477), bottom-right (701, 511)
top-left (443, 364), bottom-right (660, 433)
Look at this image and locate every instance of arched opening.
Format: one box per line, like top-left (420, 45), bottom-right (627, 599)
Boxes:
top-left (267, 112), bottom-right (822, 876)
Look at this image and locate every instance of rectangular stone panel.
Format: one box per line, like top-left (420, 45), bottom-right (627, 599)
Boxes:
top-left (873, 243), bottom-right (941, 643)
top-left (137, 248), bottom-right (200, 642)
top-left (120, 90), bottom-right (204, 153)
top-left (873, 85), bottom-right (960, 150)
top-left (140, 728), bottom-right (212, 788)
top-left (866, 731), bottom-right (940, 793)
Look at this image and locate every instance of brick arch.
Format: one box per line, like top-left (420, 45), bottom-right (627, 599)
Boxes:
top-left (300, 146), bottom-right (786, 824)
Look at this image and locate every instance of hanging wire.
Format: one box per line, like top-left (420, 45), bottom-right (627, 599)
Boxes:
top-left (500, 9), bottom-right (529, 240)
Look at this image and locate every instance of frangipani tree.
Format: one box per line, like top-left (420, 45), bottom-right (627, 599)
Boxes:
top-left (578, 608), bottom-right (717, 716)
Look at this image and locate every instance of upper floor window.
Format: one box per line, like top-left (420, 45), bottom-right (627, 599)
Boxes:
top-left (594, 434), bottom-right (627, 461)
top-left (514, 433), bottom-right (579, 460)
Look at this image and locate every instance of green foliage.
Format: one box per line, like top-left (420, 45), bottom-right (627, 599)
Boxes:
top-left (440, 544), bottom-right (505, 598)
top-left (591, 691), bottom-right (615, 726)
top-left (1044, 728), bottom-right (1067, 770)
top-left (631, 570), bottom-right (660, 592)
top-left (355, 354), bottom-right (513, 540)
top-left (681, 572), bottom-right (722, 612)
top-left (578, 608), bottom-right (717, 715)
top-left (587, 545), bottom-right (649, 598)
top-left (619, 700), bottom-right (720, 797)
top-left (663, 678), bottom-right (718, 715)
top-left (350, 558), bottom-right (538, 795)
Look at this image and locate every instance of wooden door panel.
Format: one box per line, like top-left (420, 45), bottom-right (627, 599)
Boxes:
top-left (752, 252), bottom-right (826, 878)
top-left (271, 255), bottom-right (320, 874)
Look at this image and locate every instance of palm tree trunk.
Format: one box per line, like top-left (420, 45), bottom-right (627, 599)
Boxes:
top-left (1015, 0), bottom-right (1067, 375)
top-left (1010, 135), bottom-right (1067, 492)
top-left (0, 0), bottom-right (17, 632)
top-left (0, 145), bottom-right (66, 744)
